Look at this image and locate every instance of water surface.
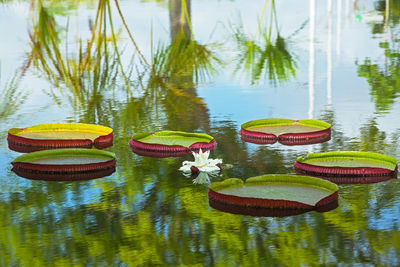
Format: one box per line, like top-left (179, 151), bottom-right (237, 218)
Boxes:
top-left (1, 0), bottom-right (400, 266)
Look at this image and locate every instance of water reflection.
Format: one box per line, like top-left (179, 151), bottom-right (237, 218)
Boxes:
top-left (1, 0), bottom-right (400, 265)
top-left (232, 0), bottom-right (298, 86)
top-left (11, 165), bottom-right (116, 181)
top-left (0, 69), bottom-right (27, 123)
top-left (28, 0), bottom-right (133, 116)
top-left (357, 46), bottom-right (400, 113)
top-left (356, 0), bottom-right (400, 113)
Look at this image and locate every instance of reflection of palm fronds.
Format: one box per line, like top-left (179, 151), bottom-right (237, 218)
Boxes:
top-left (28, 0), bottom-right (132, 110)
top-left (0, 70), bottom-right (27, 121)
top-left (233, 24), bottom-right (297, 86)
top-left (129, 33), bottom-right (219, 131)
top-left (151, 33), bottom-right (220, 83)
top-left (257, 34), bottom-right (297, 85)
top-left (232, 0), bottom-right (298, 86)
top-left (142, 32), bottom-right (219, 114)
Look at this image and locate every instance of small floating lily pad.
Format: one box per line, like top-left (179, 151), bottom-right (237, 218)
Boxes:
top-left (208, 174), bottom-right (338, 210)
top-left (240, 118), bottom-right (331, 145)
top-left (129, 131), bottom-right (216, 158)
top-left (11, 149), bottom-right (116, 181)
top-left (294, 151), bottom-right (398, 183)
top-left (8, 123), bottom-right (113, 152)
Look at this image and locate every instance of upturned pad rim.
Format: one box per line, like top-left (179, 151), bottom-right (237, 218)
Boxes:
top-left (8, 122), bottom-right (112, 136)
top-left (240, 118), bottom-right (331, 145)
top-left (294, 151), bottom-right (398, 178)
top-left (8, 123), bottom-right (113, 152)
top-left (129, 131), bottom-right (216, 157)
top-left (208, 174), bottom-right (338, 209)
top-left (12, 148), bottom-right (116, 163)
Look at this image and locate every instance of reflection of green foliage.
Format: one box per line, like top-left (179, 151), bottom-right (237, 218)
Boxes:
top-left (1, 0), bottom-right (97, 14)
top-left (364, 0), bottom-right (400, 34)
top-left (1, 108), bottom-right (400, 266)
top-left (29, 0), bottom-right (133, 112)
top-left (357, 48), bottom-right (400, 112)
top-left (234, 29), bottom-right (297, 86)
top-left (232, 0), bottom-right (297, 86)
top-left (3, 1), bottom-right (400, 266)
top-left (151, 33), bottom-right (220, 83)
top-left (0, 69), bottom-right (27, 121)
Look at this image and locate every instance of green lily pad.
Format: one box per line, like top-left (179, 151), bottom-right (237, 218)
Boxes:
top-left (11, 149), bottom-right (116, 181)
top-left (240, 118), bottom-right (331, 145)
top-left (129, 131), bottom-right (216, 157)
top-left (208, 174), bottom-right (338, 209)
top-left (138, 133), bottom-right (210, 147)
top-left (294, 151), bottom-right (398, 181)
top-left (19, 131), bottom-right (102, 141)
top-left (8, 123), bottom-right (113, 152)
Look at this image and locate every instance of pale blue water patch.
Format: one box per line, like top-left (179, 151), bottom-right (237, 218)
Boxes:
top-left (369, 201), bottom-right (400, 230)
top-left (0, 150), bottom-right (32, 200)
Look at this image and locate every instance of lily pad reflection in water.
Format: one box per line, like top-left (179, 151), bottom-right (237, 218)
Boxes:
top-left (209, 198), bottom-right (339, 218)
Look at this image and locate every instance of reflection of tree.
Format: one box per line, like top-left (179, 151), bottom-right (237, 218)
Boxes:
top-left (232, 0), bottom-right (298, 85)
top-left (143, 0), bottom-right (220, 132)
top-left (28, 0), bottom-right (133, 113)
top-left (357, 45), bottom-right (400, 112)
top-left (362, 0), bottom-right (400, 33)
top-left (356, 0), bottom-right (400, 113)
top-left (2, 94), bottom-right (400, 265)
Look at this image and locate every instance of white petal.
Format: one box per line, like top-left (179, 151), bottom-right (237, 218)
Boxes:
top-left (179, 165), bottom-right (192, 172)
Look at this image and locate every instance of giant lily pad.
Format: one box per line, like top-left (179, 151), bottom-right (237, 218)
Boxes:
top-left (8, 123), bottom-right (113, 152)
top-left (294, 151), bottom-right (398, 183)
top-left (129, 131), bottom-right (216, 158)
top-left (11, 149), bottom-right (116, 181)
top-left (208, 174), bottom-right (338, 210)
top-left (240, 118), bottom-right (331, 145)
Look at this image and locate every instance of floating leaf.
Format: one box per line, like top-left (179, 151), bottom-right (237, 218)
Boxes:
top-left (8, 123), bottom-right (113, 152)
top-left (294, 151), bottom-right (398, 183)
top-left (129, 131), bottom-right (216, 158)
top-left (240, 118), bottom-right (331, 145)
top-left (208, 174), bottom-right (338, 210)
top-left (11, 149), bottom-right (116, 181)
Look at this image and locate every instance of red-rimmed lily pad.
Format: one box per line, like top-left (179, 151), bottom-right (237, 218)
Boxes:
top-left (8, 123), bottom-right (113, 153)
top-left (129, 131), bottom-right (216, 158)
top-left (208, 174), bottom-right (338, 210)
top-left (294, 151), bottom-right (398, 184)
top-left (240, 118), bottom-right (331, 145)
top-left (11, 149), bottom-right (116, 181)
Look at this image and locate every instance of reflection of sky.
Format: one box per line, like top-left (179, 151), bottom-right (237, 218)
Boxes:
top-left (1, 0), bottom-right (397, 136)
top-left (369, 201), bottom-right (400, 230)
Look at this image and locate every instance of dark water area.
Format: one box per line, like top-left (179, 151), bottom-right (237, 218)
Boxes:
top-left (1, 0), bottom-right (400, 265)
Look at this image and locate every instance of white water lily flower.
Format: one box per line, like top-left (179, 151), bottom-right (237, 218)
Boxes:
top-left (179, 149), bottom-right (222, 173)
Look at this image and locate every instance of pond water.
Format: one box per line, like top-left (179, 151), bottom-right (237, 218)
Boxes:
top-left (1, 0), bottom-right (400, 265)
